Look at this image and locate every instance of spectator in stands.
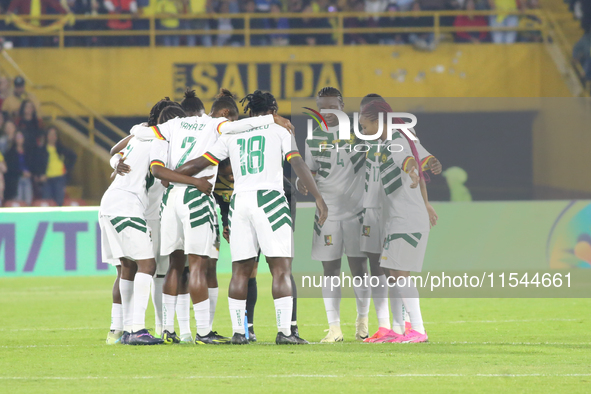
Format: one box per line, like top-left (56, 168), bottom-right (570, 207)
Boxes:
top-left (3, 130), bottom-right (33, 204)
top-left (2, 76), bottom-right (41, 120)
top-left (237, 0), bottom-right (268, 45)
top-left (418, 0), bottom-right (445, 10)
top-left (16, 99), bottom-right (43, 149)
top-left (292, 2), bottom-right (334, 45)
top-left (6, 0), bottom-right (68, 47)
top-left (396, 0), bottom-right (415, 10)
top-left (186, 0), bottom-right (212, 47)
top-left (519, 0), bottom-right (542, 42)
top-left (488, 0), bottom-right (519, 44)
top-left (406, 1), bottom-right (435, 46)
top-left (255, 0), bottom-right (271, 12)
top-left (0, 119), bottom-right (17, 155)
top-left (0, 76), bottom-right (10, 110)
top-left (155, 0), bottom-right (181, 46)
top-left (0, 149), bottom-right (6, 205)
top-left (0, 112), bottom-right (5, 139)
top-left (311, 0), bottom-right (334, 12)
top-left (214, 0), bottom-right (235, 46)
top-left (36, 127), bottom-right (77, 205)
top-left (365, 0), bottom-right (389, 13)
top-left (268, 1), bottom-right (289, 46)
top-left (27, 127), bottom-right (46, 199)
top-left (345, 0), bottom-right (370, 44)
top-left (103, 0), bottom-right (138, 46)
top-left (573, 27), bottom-right (591, 80)
top-left (77, 0), bottom-right (109, 46)
top-left (378, 2), bottom-right (405, 45)
top-left (453, 0), bottom-right (488, 43)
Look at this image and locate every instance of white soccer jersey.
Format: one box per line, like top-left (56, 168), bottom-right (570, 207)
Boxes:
top-left (145, 176), bottom-right (166, 221)
top-left (379, 134), bottom-right (429, 233)
top-left (305, 125), bottom-right (365, 221)
top-left (147, 115), bottom-right (226, 187)
top-left (100, 137), bottom-right (156, 217)
top-left (363, 136), bottom-right (434, 209)
top-left (204, 121), bottom-right (300, 194)
top-left (132, 114), bottom-right (276, 186)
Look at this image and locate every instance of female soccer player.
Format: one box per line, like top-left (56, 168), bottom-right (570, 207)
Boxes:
top-left (359, 100), bottom-right (430, 343)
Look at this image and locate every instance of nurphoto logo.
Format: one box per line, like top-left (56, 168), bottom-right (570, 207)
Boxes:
top-left (303, 107), bottom-right (418, 142)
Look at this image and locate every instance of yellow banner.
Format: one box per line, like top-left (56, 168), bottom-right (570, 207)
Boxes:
top-left (6, 13), bottom-right (75, 32)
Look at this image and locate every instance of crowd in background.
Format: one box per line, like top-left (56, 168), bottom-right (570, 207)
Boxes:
top-left (0, 75), bottom-right (76, 206)
top-left (572, 0), bottom-right (591, 81)
top-left (0, 0), bottom-right (544, 47)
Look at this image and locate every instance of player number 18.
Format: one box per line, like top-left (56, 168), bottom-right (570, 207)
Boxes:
top-left (237, 136), bottom-right (266, 176)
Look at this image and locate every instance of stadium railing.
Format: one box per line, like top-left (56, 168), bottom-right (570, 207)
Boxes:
top-left (0, 10), bottom-right (546, 48)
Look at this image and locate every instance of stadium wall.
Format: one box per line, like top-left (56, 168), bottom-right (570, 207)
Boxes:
top-left (10, 43), bottom-right (569, 119)
top-left (1, 201), bottom-right (589, 278)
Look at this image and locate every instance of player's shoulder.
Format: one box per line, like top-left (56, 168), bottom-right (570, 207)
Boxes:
top-left (129, 122), bottom-right (147, 136)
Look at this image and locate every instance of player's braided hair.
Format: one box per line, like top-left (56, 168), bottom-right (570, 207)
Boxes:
top-left (211, 88), bottom-right (239, 118)
top-left (181, 89), bottom-right (205, 115)
top-left (158, 105), bottom-right (186, 124)
top-left (360, 93), bottom-right (385, 108)
top-left (148, 97), bottom-right (180, 126)
top-left (361, 100), bottom-right (426, 182)
top-left (316, 86), bottom-right (344, 107)
top-left (240, 90), bottom-right (278, 116)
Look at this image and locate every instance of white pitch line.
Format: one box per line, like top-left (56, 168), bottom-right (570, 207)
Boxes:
top-left (1, 373), bottom-right (591, 380)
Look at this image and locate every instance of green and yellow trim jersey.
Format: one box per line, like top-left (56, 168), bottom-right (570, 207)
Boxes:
top-left (304, 124), bottom-right (365, 220)
top-left (100, 136), bottom-right (159, 217)
top-left (205, 120), bottom-right (298, 195)
top-left (379, 136), bottom-right (430, 233)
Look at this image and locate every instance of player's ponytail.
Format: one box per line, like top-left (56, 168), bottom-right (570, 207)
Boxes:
top-left (361, 100), bottom-right (426, 182)
top-left (216, 88), bottom-right (235, 99)
top-left (181, 89), bottom-right (205, 115)
top-left (211, 88), bottom-right (239, 118)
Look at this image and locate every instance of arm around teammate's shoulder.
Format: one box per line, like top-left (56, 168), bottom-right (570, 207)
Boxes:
top-left (151, 164), bottom-right (214, 195)
top-left (289, 155), bottom-right (328, 226)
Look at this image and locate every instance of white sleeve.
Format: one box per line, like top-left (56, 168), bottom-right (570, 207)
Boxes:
top-left (131, 119), bottom-right (174, 141)
top-left (203, 135), bottom-right (230, 166)
top-left (415, 141), bottom-right (435, 170)
top-left (109, 153), bottom-right (122, 169)
top-left (280, 130), bottom-right (300, 162)
top-left (150, 139), bottom-right (169, 170)
top-left (389, 139), bottom-right (414, 169)
top-left (218, 114), bottom-right (274, 134)
top-left (304, 143), bottom-right (319, 172)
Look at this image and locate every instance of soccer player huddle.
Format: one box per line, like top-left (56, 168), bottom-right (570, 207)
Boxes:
top-left (100, 86), bottom-right (441, 346)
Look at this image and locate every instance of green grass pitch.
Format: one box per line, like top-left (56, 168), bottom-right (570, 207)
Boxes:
top-left (1, 274), bottom-right (590, 393)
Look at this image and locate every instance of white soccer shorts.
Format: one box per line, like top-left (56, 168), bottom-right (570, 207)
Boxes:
top-left (147, 219), bottom-right (169, 276)
top-left (380, 230), bottom-right (429, 272)
top-left (229, 190), bottom-right (293, 262)
top-left (99, 215), bottom-right (154, 261)
top-left (209, 210), bottom-right (220, 260)
top-left (360, 208), bottom-right (385, 255)
top-left (311, 214), bottom-right (365, 261)
top-left (160, 186), bottom-right (216, 257)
